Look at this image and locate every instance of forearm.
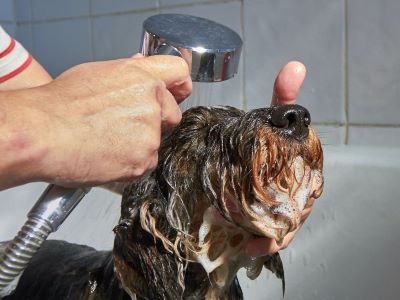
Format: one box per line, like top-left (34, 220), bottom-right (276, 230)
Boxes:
top-left (0, 50), bottom-right (54, 189)
top-left (0, 88), bottom-right (51, 190)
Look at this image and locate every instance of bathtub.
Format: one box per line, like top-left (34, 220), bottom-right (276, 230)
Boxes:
top-left (1, 146), bottom-right (399, 299)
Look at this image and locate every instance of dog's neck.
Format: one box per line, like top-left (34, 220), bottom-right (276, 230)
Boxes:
top-left (193, 205), bottom-right (270, 291)
top-left (113, 200), bottom-right (269, 299)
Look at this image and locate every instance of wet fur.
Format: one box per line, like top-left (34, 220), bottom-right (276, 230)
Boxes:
top-left (3, 106), bottom-right (323, 300)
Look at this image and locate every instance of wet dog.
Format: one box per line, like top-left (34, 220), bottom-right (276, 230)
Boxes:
top-left (4, 105), bottom-right (323, 300)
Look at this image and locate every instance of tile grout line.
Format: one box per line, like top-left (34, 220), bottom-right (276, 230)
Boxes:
top-left (344, 0), bottom-right (350, 144)
top-left (313, 122), bottom-right (400, 128)
top-left (346, 123), bottom-right (400, 128)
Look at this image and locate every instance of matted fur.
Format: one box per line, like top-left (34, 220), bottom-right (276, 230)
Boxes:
top-left (114, 105), bottom-right (323, 299)
top-left (3, 105), bottom-right (323, 300)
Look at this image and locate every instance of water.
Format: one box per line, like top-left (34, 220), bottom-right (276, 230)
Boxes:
top-left (179, 82), bottom-right (213, 111)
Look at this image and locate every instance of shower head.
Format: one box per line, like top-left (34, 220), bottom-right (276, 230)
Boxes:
top-left (141, 14), bottom-right (243, 82)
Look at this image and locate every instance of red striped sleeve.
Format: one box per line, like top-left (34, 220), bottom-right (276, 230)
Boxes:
top-left (0, 54), bottom-right (33, 83)
top-left (0, 39), bottom-right (16, 59)
top-left (0, 26), bottom-right (33, 83)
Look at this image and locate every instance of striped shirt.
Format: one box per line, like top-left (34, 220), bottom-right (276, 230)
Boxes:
top-left (0, 26), bottom-right (32, 83)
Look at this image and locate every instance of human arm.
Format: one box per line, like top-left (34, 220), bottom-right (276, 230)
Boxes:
top-left (0, 55), bottom-right (191, 190)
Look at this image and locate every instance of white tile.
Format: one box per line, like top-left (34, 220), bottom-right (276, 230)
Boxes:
top-left (33, 18), bottom-right (92, 76)
top-left (15, 24), bottom-right (33, 52)
top-left (244, 0), bottom-right (345, 123)
top-left (0, 0), bottom-right (14, 21)
top-left (314, 125), bottom-right (345, 146)
top-left (162, 2), bottom-right (243, 108)
top-left (14, 0), bottom-right (32, 22)
top-left (348, 0), bottom-right (400, 125)
top-left (348, 126), bottom-right (400, 147)
top-left (31, 0), bottom-right (90, 21)
top-left (92, 12), bottom-right (153, 60)
top-left (90, 0), bottom-right (158, 15)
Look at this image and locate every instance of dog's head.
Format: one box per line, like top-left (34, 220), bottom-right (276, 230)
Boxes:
top-left (116, 105), bottom-right (323, 298)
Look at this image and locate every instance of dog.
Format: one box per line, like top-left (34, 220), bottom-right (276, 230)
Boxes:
top-left (3, 104), bottom-right (323, 300)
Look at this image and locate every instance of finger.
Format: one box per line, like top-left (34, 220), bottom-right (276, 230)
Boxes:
top-left (156, 85), bottom-right (182, 130)
top-left (245, 224), bottom-right (303, 257)
top-left (301, 207), bottom-right (312, 220)
top-left (133, 55), bottom-right (192, 101)
top-left (168, 77), bottom-right (192, 104)
top-left (245, 237), bottom-right (278, 257)
top-left (271, 61), bottom-right (306, 106)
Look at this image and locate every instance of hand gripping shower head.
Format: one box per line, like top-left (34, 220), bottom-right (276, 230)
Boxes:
top-left (0, 14), bottom-right (243, 296)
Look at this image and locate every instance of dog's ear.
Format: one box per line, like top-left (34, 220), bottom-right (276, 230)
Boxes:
top-left (264, 252), bottom-right (285, 297)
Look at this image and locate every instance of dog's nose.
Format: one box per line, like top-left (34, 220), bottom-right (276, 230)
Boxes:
top-left (269, 104), bottom-right (311, 141)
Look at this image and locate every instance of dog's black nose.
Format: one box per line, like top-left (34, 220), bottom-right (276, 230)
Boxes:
top-left (269, 104), bottom-right (311, 141)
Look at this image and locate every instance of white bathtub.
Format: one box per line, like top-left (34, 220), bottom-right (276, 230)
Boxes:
top-left (1, 146), bottom-right (399, 300)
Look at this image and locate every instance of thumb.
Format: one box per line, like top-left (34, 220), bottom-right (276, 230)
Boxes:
top-left (271, 61), bottom-right (306, 106)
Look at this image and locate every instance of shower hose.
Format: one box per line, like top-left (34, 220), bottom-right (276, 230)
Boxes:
top-left (0, 185), bottom-right (90, 295)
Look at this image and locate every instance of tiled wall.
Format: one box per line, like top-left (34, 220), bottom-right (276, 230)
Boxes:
top-left (1, 0), bottom-right (400, 147)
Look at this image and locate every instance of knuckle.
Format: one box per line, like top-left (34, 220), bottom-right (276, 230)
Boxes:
top-left (163, 108), bottom-right (182, 128)
top-left (130, 167), bottom-right (147, 179)
top-left (148, 135), bottom-right (161, 152)
top-left (171, 56), bottom-right (190, 76)
top-left (127, 150), bottom-right (159, 179)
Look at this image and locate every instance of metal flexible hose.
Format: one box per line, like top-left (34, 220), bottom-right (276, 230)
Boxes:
top-left (0, 185), bottom-right (89, 296)
top-left (0, 217), bottom-right (52, 290)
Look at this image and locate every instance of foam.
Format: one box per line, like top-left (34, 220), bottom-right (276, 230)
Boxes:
top-left (196, 207), bottom-right (238, 274)
top-left (196, 207), bottom-right (222, 273)
top-left (312, 169), bottom-right (323, 187)
top-left (194, 158), bottom-right (324, 278)
top-left (294, 156), bottom-right (305, 182)
top-left (295, 186), bottom-right (311, 211)
top-left (247, 156), bottom-right (323, 239)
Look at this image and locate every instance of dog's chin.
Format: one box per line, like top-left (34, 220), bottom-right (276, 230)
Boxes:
top-left (220, 127), bottom-right (324, 243)
top-left (221, 173), bottom-right (322, 244)
top-left (247, 157), bottom-right (323, 241)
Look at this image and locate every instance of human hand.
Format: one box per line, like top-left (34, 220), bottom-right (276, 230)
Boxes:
top-left (245, 61), bottom-right (313, 257)
top-left (21, 55), bottom-right (191, 187)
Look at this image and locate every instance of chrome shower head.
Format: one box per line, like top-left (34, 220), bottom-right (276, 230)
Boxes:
top-left (141, 14), bottom-right (243, 82)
